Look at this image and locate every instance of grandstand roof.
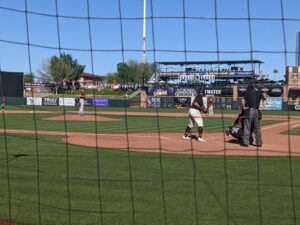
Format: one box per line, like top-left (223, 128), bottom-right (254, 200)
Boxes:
top-left (81, 72), bottom-right (103, 80)
top-left (156, 60), bottom-right (264, 65)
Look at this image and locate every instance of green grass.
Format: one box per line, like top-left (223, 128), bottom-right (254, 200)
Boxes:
top-left (0, 134), bottom-right (299, 225)
top-left (0, 112), bottom-right (279, 133)
top-left (4, 105), bottom-right (300, 116)
top-left (0, 108), bottom-right (297, 224)
top-left (282, 127), bottom-right (300, 136)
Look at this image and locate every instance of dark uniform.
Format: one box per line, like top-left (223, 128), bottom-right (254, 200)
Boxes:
top-left (241, 84), bottom-right (266, 147)
top-left (226, 110), bottom-right (254, 144)
top-left (75, 97), bottom-right (79, 111)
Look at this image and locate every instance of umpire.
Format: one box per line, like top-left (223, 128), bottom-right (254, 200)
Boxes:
top-left (241, 82), bottom-right (266, 147)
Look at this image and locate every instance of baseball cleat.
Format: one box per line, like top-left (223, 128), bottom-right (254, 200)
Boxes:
top-left (182, 135), bottom-right (191, 140)
top-left (197, 137), bottom-right (206, 142)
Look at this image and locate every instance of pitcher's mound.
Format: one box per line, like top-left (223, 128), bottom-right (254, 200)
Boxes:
top-left (44, 114), bottom-right (120, 122)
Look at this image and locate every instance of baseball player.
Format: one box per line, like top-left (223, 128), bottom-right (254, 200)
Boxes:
top-left (225, 110), bottom-right (254, 145)
top-left (78, 88), bottom-right (85, 116)
top-left (182, 88), bottom-right (207, 142)
top-left (74, 97), bottom-right (79, 111)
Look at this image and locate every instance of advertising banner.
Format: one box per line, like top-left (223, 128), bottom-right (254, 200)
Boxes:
top-left (84, 99), bottom-right (93, 106)
top-left (261, 97), bottom-right (283, 110)
top-left (174, 97), bottom-right (191, 107)
top-left (289, 104), bottom-right (300, 111)
top-left (42, 97), bottom-right (59, 106)
top-left (92, 98), bottom-right (109, 107)
top-left (147, 97), bottom-right (161, 108)
top-left (175, 88), bottom-right (197, 97)
top-left (268, 87), bottom-right (283, 97)
top-left (27, 97), bottom-right (42, 106)
top-left (204, 89), bottom-right (222, 96)
top-left (238, 85), bottom-right (247, 96)
top-left (148, 87), bottom-right (174, 97)
top-left (59, 98), bottom-right (75, 106)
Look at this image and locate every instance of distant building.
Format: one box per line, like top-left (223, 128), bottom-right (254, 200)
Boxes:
top-left (79, 73), bottom-right (104, 89)
top-left (286, 66), bottom-right (300, 101)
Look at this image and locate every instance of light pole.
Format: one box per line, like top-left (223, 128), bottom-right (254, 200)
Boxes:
top-left (142, 0), bottom-right (147, 86)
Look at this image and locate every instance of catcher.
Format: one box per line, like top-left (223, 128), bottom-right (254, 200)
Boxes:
top-left (225, 110), bottom-right (254, 145)
top-left (182, 88), bottom-right (208, 142)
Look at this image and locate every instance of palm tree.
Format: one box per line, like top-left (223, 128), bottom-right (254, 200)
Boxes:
top-left (273, 69), bottom-right (279, 81)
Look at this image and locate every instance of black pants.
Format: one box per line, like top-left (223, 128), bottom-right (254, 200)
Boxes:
top-left (243, 108), bottom-right (262, 146)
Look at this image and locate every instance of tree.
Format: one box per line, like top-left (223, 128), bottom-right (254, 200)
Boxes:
top-left (139, 62), bottom-right (155, 85)
top-left (23, 72), bottom-right (35, 83)
top-left (273, 69), bottom-right (279, 81)
top-left (38, 53), bottom-right (85, 94)
top-left (37, 59), bottom-right (53, 83)
top-left (105, 72), bottom-right (118, 84)
top-left (60, 53), bottom-right (85, 82)
top-left (117, 60), bottom-right (154, 85)
top-left (117, 63), bottom-right (132, 84)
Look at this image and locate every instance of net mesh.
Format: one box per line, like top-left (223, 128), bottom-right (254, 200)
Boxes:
top-left (0, 1), bottom-right (299, 225)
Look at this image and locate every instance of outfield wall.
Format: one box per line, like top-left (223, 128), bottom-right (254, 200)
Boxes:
top-left (2, 96), bottom-right (300, 112)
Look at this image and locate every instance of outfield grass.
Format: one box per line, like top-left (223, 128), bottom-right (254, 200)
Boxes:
top-left (0, 112), bottom-right (279, 133)
top-left (0, 134), bottom-right (299, 225)
top-left (4, 105), bottom-right (300, 116)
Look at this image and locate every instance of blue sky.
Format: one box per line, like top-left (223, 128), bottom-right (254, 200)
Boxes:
top-left (1, 0), bottom-right (300, 81)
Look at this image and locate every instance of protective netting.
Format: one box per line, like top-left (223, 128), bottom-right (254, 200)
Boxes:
top-left (0, 1), bottom-right (299, 225)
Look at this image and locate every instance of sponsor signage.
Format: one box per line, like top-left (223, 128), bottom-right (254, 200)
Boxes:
top-left (147, 97), bottom-right (161, 108)
top-left (42, 97), bottom-right (59, 106)
top-left (84, 99), bottom-right (93, 106)
top-left (92, 98), bottom-right (109, 107)
top-left (270, 88), bottom-right (282, 93)
top-left (59, 98), bottom-right (75, 106)
top-left (160, 71), bottom-right (254, 78)
top-left (238, 86), bottom-right (247, 96)
top-left (238, 87), bottom-right (247, 92)
top-left (174, 97), bottom-right (191, 106)
top-left (27, 97), bottom-right (42, 106)
top-left (205, 89), bottom-right (222, 96)
top-left (175, 88), bottom-right (197, 97)
top-left (261, 87), bottom-right (269, 93)
top-left (148, 87), bottom-right (174, 96)
top-left (261, 97), bottom-right (283, 111)
top-left (289, 104), bottom-right (300, 111)
top-left (179, 73), bottom-right (215, 81)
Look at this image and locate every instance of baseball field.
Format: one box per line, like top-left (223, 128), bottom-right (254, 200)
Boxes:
top-left (0, 106), bottom-right (300, 225)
